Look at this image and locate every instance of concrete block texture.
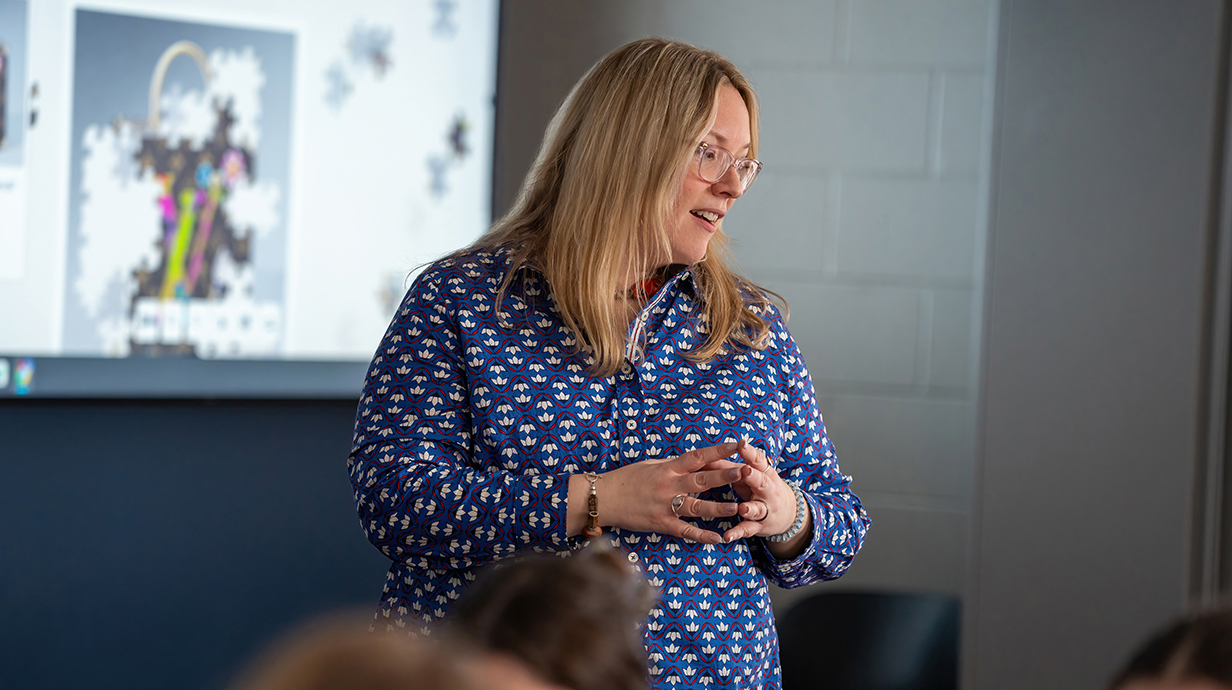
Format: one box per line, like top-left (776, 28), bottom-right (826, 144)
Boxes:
top-left (723, 171), bottom-right (826, 272)
top-left (765, 281), bottom-right (920, 386)
top-left (656, 0), bottom-right (839, 68)
top-left (752, 69), bottom-right (931, 172)
top-left (819, 394), bottom-right (976, 500)
top-left (837, 177), bottom-right (979, 281)
top-left (940, 73), bottom-right (987, 174)
top-left (848, 0), bottom-right (993, 68)
top-left (929, 288), bottom-right (975, 390)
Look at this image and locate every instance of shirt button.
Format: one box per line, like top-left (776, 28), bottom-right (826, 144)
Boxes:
top-left (621, 363), bottom-right (632, 376)
top-left (626, 419), bottom-right (637, 430)
top-left (627, 552), bottom-right (640, 563)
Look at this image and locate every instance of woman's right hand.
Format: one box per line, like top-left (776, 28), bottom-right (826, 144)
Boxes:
top-left (568, 442), bottom-right (747, 544)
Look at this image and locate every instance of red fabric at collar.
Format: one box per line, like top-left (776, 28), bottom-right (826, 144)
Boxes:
top-left (631, 276), bottom-right (664, 299)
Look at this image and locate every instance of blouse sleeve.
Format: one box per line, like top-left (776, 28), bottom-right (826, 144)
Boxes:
top-left (347, 261), bottom-right (572, 573)
top-left (749, 305), bottom-right (871, 588)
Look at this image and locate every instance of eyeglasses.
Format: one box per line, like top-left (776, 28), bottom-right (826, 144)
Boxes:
top-left (695, 141), bottom-right (762, 192)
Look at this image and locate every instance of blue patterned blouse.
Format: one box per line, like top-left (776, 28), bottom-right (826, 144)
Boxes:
top-left (348, 247), bottom-right (869, 689)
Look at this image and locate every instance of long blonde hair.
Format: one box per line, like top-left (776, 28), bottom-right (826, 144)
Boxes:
top-left (476, 38), bottom-right (779, 376)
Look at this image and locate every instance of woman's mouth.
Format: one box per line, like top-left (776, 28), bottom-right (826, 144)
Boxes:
top-left (690, 210), bottom-right (721, 230)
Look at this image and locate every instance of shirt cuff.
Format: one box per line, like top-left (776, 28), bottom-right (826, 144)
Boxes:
top-left (516, 472), bottom-right (573, 553)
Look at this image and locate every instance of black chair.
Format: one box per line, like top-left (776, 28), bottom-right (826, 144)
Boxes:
top-left (777, 591), bottom-right (960, 690)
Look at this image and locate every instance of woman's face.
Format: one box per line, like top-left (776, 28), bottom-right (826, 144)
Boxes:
top-left (668, 83), bottom-right (752, 265)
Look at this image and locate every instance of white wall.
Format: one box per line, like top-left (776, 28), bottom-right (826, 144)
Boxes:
top-left (495, 0), bottom-right (999, 607)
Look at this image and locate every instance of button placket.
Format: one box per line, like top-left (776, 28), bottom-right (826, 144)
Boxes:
top-left (617, 358), bottom-right (644, 457)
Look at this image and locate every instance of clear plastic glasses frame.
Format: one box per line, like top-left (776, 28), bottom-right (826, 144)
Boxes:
top-left (696, 141), bottom-right (763, 191)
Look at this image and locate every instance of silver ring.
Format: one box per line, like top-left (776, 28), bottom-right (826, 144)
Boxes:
top-left (671, 494), bottom-right (686, 516)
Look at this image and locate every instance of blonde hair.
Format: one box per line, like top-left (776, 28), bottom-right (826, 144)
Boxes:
top-left (475, 37), bottom-right (780, 377)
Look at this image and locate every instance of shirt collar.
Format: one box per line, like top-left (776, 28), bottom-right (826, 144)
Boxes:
top-left (499, 244), bottom-right (699, 298)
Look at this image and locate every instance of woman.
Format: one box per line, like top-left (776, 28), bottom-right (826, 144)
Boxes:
top-left (348, 38), bottom-right (870, 689)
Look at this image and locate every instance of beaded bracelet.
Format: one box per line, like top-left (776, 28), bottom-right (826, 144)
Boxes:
top-left (766, 481), bottom-right (807, 543)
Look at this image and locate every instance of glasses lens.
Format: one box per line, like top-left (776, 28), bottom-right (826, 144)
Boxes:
top-left (697, 145), bottom-right (731, 183)
top-left (737, 160), bottom-right (761, 190)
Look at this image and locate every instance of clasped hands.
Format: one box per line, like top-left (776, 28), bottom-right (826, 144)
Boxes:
top-left (570, 439), bottom-right (801, 546)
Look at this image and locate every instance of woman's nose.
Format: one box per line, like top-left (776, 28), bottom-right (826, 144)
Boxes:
top-left (713, 165), bottom-right (744, 198)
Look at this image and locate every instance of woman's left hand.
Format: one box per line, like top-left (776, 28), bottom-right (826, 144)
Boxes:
top-left (704, 439), bottom-right (803, 543)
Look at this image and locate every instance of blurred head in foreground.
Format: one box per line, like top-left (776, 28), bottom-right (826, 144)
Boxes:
top-left (448, 540), bottom-right (658, 690)
top-left (226, 611), bottom-right (478, 690)
top-left (1111, 608), bottom-right (1232, 690)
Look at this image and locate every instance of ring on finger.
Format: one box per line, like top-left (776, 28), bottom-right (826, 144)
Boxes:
top-left (752, 500), bottom-right (769, 522)
top-left (671, 494), bottom-right (687, 516)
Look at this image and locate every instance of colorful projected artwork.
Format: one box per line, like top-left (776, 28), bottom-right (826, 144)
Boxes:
top-left (0, 0), bottom-right (499, 392)
top-left (128, 42), bottom-right (265, 356)
top-left (69, 12), bottom-right (292, 358)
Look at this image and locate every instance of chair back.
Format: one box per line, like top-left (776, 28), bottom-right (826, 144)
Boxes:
top-left (778, 591), bottom-right (960, 690)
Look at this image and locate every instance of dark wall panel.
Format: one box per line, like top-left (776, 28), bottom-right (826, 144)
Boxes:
top-left (0, 400), bottom-right (389, 690)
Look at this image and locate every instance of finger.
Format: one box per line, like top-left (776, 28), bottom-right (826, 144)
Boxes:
top-left (686, 497), bottom-right (740, 519)
top-left (696, 461), bottom-right (754, 501)
top-left (698, 459), bottom-right (744, 473)
top-left (699, 472), bottom-right (754, 502)
top-left (736, 439), bottom-right (774, 471)
top-left (740, 466), bottom-right (772, 493)
top-left (673, 442), bottom-right (740, 472)
top-left (721, 519), bottom-right (762, 543)
top-left (676, 521), bottom-right (724, 545)
top-left (687, 465), bottom-right (748, 493)
top-left (738, 500), bottom-right (769, 521)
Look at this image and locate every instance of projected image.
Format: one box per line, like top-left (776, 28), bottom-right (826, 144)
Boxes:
top-left (0, 0), bottom-right (498, 395)
top-left (1, 42), bottom-right (7, 152)
top-left (0, 0), bottom-right (27, 285)
top-left (0, 0), bottom-right (27, 166)
top-left (324, 22), bottom-right (393, 110)
top-left (67, 10), bottom-right (294, 358)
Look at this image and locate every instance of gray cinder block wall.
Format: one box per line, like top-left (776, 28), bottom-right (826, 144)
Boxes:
top-left (712, 0), bottom-right (998, 608)
top-left (496, 0), bottom-right (999, 610)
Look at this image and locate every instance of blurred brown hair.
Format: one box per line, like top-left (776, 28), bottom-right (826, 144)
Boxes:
top-left (228, 611), bottom-right (477, 690)
top-left (1110, 607), bottom-right (1232, 689)
top-left (447, 540), bottom-right (657, 690)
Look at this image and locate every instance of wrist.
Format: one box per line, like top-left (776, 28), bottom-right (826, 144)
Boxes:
top-left (595, 464), bottom-right (630, 528)
top-left (765, 481), bottom-right (807, 543)
top-left (567, 468), bottom-right (623, 537)
top-left (582, 472), bottom-right (602, 538)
